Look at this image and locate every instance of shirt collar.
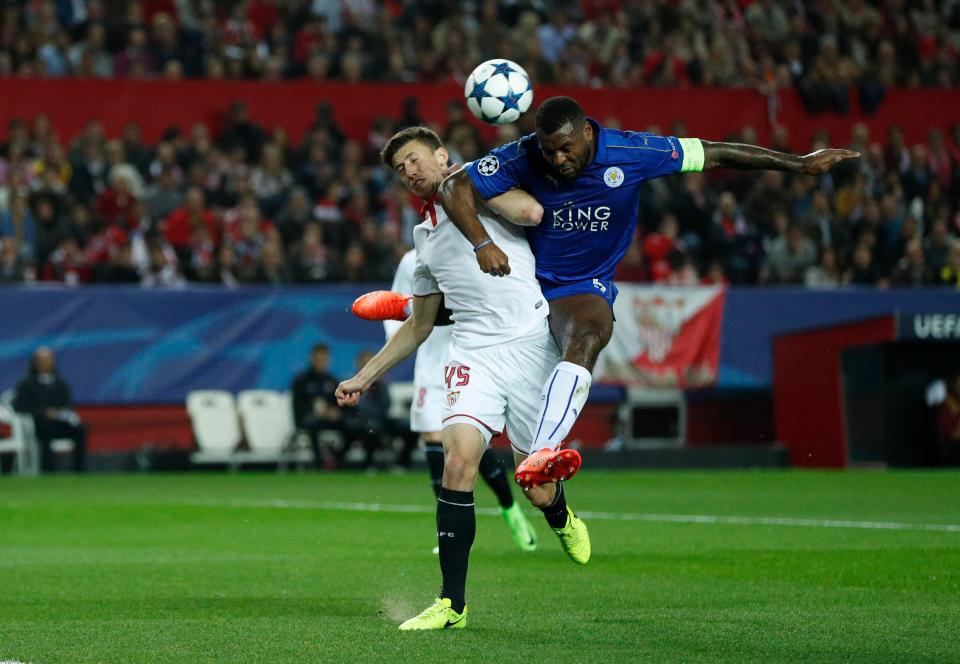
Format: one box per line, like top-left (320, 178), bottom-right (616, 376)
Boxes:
top-left (588, 117), bottom-right (608, 165)
top-left (420, 197), bottom-right (438, 227)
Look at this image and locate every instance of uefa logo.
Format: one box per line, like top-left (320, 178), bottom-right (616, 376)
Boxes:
top-left (477, 155), bottom-right (500, 176)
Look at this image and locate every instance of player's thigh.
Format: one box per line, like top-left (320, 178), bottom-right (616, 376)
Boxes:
top-left (410, 383), bottom-right (444, 434)
top-left (548, 293), bottom-right (614, 357)
top-left (441, 348), bottom-right (508, 439)
top-left (504, 334), bottom-right (561, 454)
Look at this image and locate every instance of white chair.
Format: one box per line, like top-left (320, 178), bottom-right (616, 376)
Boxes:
top-left (186, 390), bottom-right (242, 455)
top-left (237, 389), bottom-right (289, 453)
top-left (387, 382), bottom-right (415, 422)
top-left (0, 402), bottom-right (38, 475)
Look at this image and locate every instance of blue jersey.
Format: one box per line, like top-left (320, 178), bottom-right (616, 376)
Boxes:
top-left (466, 119), bottom-right (703, 291)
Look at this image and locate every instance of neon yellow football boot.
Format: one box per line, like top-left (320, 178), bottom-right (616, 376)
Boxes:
top-left (553, 506), bottom-right (590, 564)
top-left (398, 598), bottom-right (468, 631)
top-left (501, 502), bottom-right (538, 552)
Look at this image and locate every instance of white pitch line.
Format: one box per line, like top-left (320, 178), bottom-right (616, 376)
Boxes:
top-left (181, 498), bottom-right (960, 533)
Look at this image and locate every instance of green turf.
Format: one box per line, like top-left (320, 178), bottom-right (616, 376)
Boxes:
top-left (1, 470), bottom-right (959, 663)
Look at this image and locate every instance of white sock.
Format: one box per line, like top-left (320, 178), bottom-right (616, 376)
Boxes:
top-left (531, 361), bottom-right (592, 452)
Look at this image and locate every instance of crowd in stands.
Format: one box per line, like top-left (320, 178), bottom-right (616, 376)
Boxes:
top-left (1, 96), bottom-right (959, 290)
top-left (1, 0), bottom-right (958, 98)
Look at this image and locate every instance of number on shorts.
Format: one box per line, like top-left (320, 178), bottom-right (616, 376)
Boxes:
top-left (416, 387), bottom-right (427, 408)
top-left (444, 365), bottom-right (471, 388)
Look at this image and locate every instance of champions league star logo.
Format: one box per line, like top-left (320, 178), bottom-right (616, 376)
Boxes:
top-left (603, 167), bottom-right (624, 188)
top-left (477, 155), bottom-right (500, 176)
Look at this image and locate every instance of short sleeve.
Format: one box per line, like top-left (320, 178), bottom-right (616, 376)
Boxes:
top-left (412, 251), bottom-right (439, 297)
top-left (464, 139), bottom-right (527, 200)
top-left (617, 132), bottom-right (686, 181)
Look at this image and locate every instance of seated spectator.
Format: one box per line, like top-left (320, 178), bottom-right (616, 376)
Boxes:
top-left (924, 218), bottom-right (954, 274)
top-left (844, 243), bottom-right (882, 286)
top-left (0, 236), bottom-right (31, 283)
top-left (805, 248), bottom-right (842, 289)
top-left (937, 240), bottom-right (960, 288)
top-left (163, 186), bottom-right (219, 263)
top-left (891, 239), bottom-right (933, 287)
top-left (253, 238), bottom-right (291, 285)
top-left (763, 223), bottom-right (817, 285)
top-left (12, 347), bottom-right (87, 473)
top-left (41, 236), bottom-right (89, 285)
top-left (289, 222), bottom-right (335, 284)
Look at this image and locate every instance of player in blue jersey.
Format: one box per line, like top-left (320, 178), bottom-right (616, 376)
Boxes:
top-left (439, 95), bottom-right (859, 487)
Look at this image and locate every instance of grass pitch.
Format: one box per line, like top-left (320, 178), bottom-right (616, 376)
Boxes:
top-left (0, 470), bottom-right (958, 663)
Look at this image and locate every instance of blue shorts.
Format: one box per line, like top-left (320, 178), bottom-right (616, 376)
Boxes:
top-left (538, 277), bottom-right (618, 307)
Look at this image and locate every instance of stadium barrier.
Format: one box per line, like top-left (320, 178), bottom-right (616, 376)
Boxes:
top-left (1, 286), bottom-right (958, 468)
top-left (0, 78), bottom-right (956, 149)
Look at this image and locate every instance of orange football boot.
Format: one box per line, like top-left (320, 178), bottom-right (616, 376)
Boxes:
top-left (514, 448), bottom-right (582, 489)
top-left (351, 290), bottom-right (411, 321)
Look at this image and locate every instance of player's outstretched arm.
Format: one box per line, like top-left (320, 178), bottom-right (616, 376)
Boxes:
top-left (336, 293), bottom-right (442, 407)
top-left (438, 170), bottom-right (512, 277)
top-left (700, 140), bottom-right (860, 175)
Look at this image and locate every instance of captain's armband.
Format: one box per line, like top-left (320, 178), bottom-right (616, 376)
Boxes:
top-left (678, 138), bottom-right (705, 172)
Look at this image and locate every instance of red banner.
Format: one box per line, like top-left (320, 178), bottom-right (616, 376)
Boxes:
top-left (594, 285), bottom-right (725, 388)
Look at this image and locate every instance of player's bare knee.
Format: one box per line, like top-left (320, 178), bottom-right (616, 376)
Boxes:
top-left (442, 451), bottom-right (478, 487)
top-left (565, 324), bottom-right (611, 367)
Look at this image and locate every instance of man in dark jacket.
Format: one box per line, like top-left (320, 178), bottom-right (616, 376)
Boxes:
top-left (291, 344), bottom-right (343, 469)
top-left (13, 347), bottom-right (87, 472)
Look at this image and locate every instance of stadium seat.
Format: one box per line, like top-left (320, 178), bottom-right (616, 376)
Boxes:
top-left (237, 389), bottom-right (289, 453)
top-left (186, 390), bottom-right (242, 455)
top-left (0, 402), bottom-right (39, 475)
top-left (387, 382), bottom-right (415, 422)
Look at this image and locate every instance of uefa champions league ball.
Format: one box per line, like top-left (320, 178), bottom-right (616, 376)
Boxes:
top-left (464, 59), bottom-right (533, 125)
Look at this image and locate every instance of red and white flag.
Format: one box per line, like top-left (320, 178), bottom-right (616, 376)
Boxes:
top-left (594, 285), bottom-right (725, 388)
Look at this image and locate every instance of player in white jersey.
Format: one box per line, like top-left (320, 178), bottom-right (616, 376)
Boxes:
top-left (383, 249), bottom-right (537, 554)
top-left (336, 127), bottom-right (589, 631)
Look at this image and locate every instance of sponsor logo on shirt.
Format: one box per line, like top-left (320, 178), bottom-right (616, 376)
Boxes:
top-left (592, 279), bottom-right (607, 294)
top-left (603, 167), bottom-right (624, 188)
top-left (477, 155), bottom-right (500, 176)
top-left (551, 206), bottom-right (612, 232)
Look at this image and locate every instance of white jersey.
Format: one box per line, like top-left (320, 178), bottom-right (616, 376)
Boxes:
top-left (412, 201), bottom-right (549, 350)
top-left (385, 249), bottom-right (451, 392)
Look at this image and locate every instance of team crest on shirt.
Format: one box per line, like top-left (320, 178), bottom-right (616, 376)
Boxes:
top-left (603, 167), bottom-right (624, 188)
top-left (477, 155), bottom-right (500, 176)
top-left (446, 390), bottom-right (460, 407)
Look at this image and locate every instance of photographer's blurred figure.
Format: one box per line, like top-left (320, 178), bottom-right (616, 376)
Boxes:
top-left (936, 374), bottom-right (960, 466)
top-left (13, 347), bottom-right (87, 473)
top-left (291, 343), bottom-right (342, 470)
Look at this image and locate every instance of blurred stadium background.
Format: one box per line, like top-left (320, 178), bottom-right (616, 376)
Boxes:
top-left (0, 1), bottom-right (959, 660)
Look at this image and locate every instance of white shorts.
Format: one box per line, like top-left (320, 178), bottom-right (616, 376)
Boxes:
top-left (441, 330), bottom-right (560, 454)
top-left (409, 384), bottom-right (443, 433)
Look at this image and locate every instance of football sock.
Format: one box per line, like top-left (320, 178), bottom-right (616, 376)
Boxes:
top-left (539, 481), bottom-right (569, 529)
top-left (436, 487), bottom-right (475, 613)
top-left (424, 441), bottom-right (444, 498)
top-left (478, 449), bottom-right (513, 509)
top-left (531, 361), bottom-right (593, 451)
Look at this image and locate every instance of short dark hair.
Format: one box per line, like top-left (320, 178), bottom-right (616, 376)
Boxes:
top-left (311, 343), bottom-right (329, 355)
top-left (535, 96), bottom-right (584, 135)
top-left (380, 126), bottom-right (443, 168)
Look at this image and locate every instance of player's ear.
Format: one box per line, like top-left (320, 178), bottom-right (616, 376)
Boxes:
top-left (434, 146), bottom-right (449, 168)
top-left (583, 121), bottom-right (593, 142)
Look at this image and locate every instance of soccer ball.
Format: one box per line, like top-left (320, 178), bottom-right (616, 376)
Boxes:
top-left (464, 59), bottom-right (533, 125)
